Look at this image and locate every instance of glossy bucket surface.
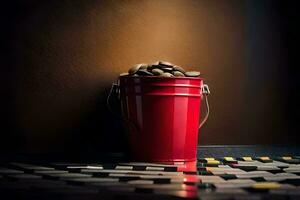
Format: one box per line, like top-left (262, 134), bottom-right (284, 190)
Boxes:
top-left (119, 76), bottom-right (203, 162)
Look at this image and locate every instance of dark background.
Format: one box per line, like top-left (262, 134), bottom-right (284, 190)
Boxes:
top-left (1, 0), bottom-right (299, 156)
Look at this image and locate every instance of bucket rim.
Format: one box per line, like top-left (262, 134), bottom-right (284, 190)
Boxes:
top-left (119, 75), bottom-right (204, 80)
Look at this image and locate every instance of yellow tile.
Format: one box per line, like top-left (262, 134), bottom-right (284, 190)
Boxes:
top-left (205, 158), bottom-right (215, 161)
top-left (242, 157), bottom-right (253, 161)
top-left (282, 156), bottom-right (292, 160)
top-left (206, 160), bottom-right (220, 165)
top-left (260, 156), bottom-right (270, 160)
top-left (224, 157), bottom-right (234, 161)
top-left (252, 182), bottom-right (281, 189)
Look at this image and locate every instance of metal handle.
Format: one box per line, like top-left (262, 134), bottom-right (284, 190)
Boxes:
top-left (199, 84), bottom-right (210, 129)
top-left (106, 82), bottom-right (140, 132)
top-left (106, 83), bottom-right (120, 118)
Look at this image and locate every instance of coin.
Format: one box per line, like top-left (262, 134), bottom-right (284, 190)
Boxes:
top-left (137, 69), bottom-right (154, 76)
top-left (160, 72), bottom-right (174, 77)
top-left (139, 64), bottom-right (148, 70)
top-left (125, 62), bottom-right (201, 78)
top-left (173, 65), bottom-right (185, 73)
top-left (120, 72), bottom-right (129, 76)
top-left (185, 71), bottom-right (200, 77)
top-left (147, 65), bottom-right (155, 71)
top-left (151, 68), bottom-right (164, 75)
top-left (162, 67), bottom-right (173, 72)
top-left (173, 71), bottom-right (185, 77)
top-left (128, 64), bottom-right (142, 75)
top-left (151, 61), bottom-right (160, 66)
top-left (159, 61), bottom-right (173, 67)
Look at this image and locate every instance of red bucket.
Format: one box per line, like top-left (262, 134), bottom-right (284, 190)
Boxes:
top-left (110, 76), bottom-right (209, 163)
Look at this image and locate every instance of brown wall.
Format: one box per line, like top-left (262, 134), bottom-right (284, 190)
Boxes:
top-left (2, 0), bottom-right (298, 155)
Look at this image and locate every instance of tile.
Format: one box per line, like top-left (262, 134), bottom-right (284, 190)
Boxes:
top-left (8, 174), bottom-right (42, 180)
top-left (263, 161), bottom-right (289, 168)
top-left (263, 173), bottom-right (298, 181)
top-left (67, 165), bottom-right (103, 170)
top-left (276, 157), bottom-right (300, 164)
top-left (44, 173), bottom-right (91, 180)
top-left (0, 168), bottom-right (24, 174)
top-left (206, 167), bottom-right (243, 175)
top-left (81, 169), bottom-right (106, 174)
top-left (1, 159), bottom-right (299, 199)
top-left (35, 170), bottom-right (68, 174)
top-left (115, 165), bottom-right (133, 170)
top-left (136, 184), bottom-right (182, 190)
top-left (146, 166), bottom-right (165, 171)
top-left (226, 179), bottom-right (256, 184)
top-left (155, 190), bottom-right (198, 199)
top-left (252, 182), bottom-right (281, 189)
top-left (127, 180), bottom-right (154, 185)
top-left (256, 166), bottom-right (281, 171)
top-left (217, 165), bottom-right (232, 168)
top-left (263, 176), bottom-right (287, 182)
top-left (231, 165), bottom-right (257, 172)
top-left (219, 174), bottom-right (238, 180)
top-left (224, 169), bottom-right (248, 175)
top-left (118, 162), bottom-right (176, 168)
top-left (69, 177), bottom-right (119, 183)
top-left (214, 183), bottom-right (249, 189)
top-left (239, 157), bottom-right (254, 162)
top-left (214, 179), bottom-right (255, 189)
top-left (256, 156), bottom-right (273, 163)
top-left (235, 171), bottom-right (273, 179)
top-left (284, 166), bottom-right (300, 173)
top-left (275, 173), bottom-right (299, 178)
top-left (82, 169), bottom-right (182, 176)
top-left (170, 177), bottom-right (186, 184)
top-left (198, 175), bottom-right (226, 183)
top-left (204, 158), bottom-right (216, 161)
top-left (223, 157), bottom-right (235, 161)
top-left (9, 163), bottom-right (54, 171)
top-left (280, 183), bottom-right (296, 189)
top-left (215, 188), bottom-right (247, 194)
top-left (221, 157), bottom-right (238, 164)
top-left (237, 161), bottom-right (263, 166)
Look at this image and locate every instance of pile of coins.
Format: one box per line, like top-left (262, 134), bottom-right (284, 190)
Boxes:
top-left (121, 61), bottom-right (201, 77)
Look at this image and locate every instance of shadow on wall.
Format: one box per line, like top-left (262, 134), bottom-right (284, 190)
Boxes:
top-left (68, 84), bottom-right (127, 158)
top-left (5, 1), bottom-right (135, 155)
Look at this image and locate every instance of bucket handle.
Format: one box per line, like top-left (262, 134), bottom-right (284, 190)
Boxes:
top-left (199, 84), bottom-right (210, 129)
top-left (106, 82), bottom-right (141, 132)
top-left (107, 82), bottom-right (210, 131)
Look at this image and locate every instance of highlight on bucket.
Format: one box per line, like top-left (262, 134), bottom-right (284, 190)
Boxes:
top-left (107, 61), bottom-right (210, 164)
